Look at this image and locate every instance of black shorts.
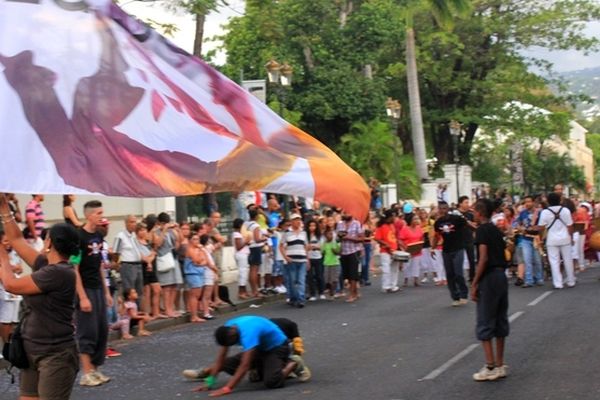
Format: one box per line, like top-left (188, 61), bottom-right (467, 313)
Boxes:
top-left (143, 261), bottom-right (159, 285)
top-left (476, 268), bottom-right (509, 341)
top-left (340, 252), bottom-right (360, 281)
top-left (248, 247), bottom-right (263, 266)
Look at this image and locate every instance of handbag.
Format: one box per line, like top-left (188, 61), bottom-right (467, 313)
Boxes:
top-left (156, 251), bottom-right (176, 273)
top-left (2, 320), bottom-right (29, 369)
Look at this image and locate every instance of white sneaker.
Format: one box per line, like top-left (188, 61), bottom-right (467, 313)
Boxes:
top-left (276, 285), bottom-right (287, 294)
top-left (308, 296), bottom-right (317, 302)
top-left (390, 286), bottom-right (400, 293)
top-left (452, 300), bottom-right (461, 307)
top-left (319, 294), bottom-right (327, 300)
top-left (289, 355), bottom-right (311, 382)
top-left (473, 365), bottom-right (500, 381)
top-left (421, 277), bottom-right (429, 284)
top-left (80, 372), bottom-right (102, 387)
top-left (497, 364), bottom-right (508, 378)
top-left (92, 370), bottom-right (111, 384)
top-left (459, 298), bottom-right (469, 305)
top-left (182, 369), bottom-right (209, 380)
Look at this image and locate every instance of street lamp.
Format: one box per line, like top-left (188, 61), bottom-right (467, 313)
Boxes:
top-left (265, 59), bottom-right (293, 117)
top-left (386, 98), bottom-right (402, 200)
top-left (449, 120), bottom-right (462, 204)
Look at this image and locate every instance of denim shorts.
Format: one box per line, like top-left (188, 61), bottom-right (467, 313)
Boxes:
top-left (272, 260), bottom-right (284, 277)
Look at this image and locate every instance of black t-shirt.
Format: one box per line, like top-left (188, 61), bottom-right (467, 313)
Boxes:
top-left (22, 255), bottom-right (76, 354)
top-left (434, 214), bottom-right (467, 252)
top-left (475, 222), bottom-right (507, 271)
top-left (270, 317), bottom-right (300, 339)
top-left (461, 210), bottom-right (475, 244)
top-left (78, 227), bottom-right (103, 289)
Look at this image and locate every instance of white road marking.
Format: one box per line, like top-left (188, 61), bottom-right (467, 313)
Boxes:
top-left (420, 311), bottom-right (526, 381)
top-left (509, 311), bottom-right (524, 323)
top-left (419, 344), bottom-right (480, 381)
top-left (528, 291), bottom-right (553, 306)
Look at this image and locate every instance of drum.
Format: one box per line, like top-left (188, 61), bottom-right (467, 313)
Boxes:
top-left (392, 251), bottom-right (410, 262)
top-left (406, 241), bottom-right (424, 255)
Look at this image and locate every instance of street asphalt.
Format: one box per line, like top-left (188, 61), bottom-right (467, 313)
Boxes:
top-left (2, 266), bottom-right (599, 400)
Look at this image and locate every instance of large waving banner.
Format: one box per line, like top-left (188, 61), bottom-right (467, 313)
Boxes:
top-left (0, 0), bottom-right (369, 220)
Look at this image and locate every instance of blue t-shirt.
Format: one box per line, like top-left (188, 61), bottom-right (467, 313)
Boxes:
top-left (267, 211), bottom-right (281, 229)
top-left (517, 209), bottom-right (535, 228)
top-left (225, 316), bottom-right (287, 352)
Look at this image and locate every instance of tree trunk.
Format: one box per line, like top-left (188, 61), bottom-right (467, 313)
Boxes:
top-left (339, 0), bottom-right (353, 28)
top-left (363, 64), bottom-right (372, 79)
top-left (405, 27), bottom-right (429, 181)
top-left (180, 12), bottom-right (207, 222)
top-left (193, 12), bottom-right (206, 57)
top-left (303, 45), bottom-right (315, 71)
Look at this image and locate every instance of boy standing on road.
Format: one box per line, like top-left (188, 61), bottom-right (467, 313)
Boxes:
top-left (471, 199), bottom-right (509, 382)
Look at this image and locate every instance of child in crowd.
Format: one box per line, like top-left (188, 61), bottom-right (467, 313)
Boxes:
top-left (471, 199), bottom-right (509, 382)
top-left (112, 288), bottom-right (152, 339)
top-left (321, 229), bottom-right (341, 300)
top-left (0, 231), bottom-right (23, 344)
top-left (271, 219), bottom-right (289, 294)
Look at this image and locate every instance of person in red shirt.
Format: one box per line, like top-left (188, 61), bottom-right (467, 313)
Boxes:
top-left (374, 210), bottom-right (401, 293)
top-left (398, 214), bottom-right (424, 287)
top-left (573, 202), bottom-right (591, 270)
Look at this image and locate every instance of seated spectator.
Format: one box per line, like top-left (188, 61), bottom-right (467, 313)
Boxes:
top-left (123, 288), bottom-right (151, 337)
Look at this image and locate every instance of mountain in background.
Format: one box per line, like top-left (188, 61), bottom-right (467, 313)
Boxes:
top-left (558, 66), bottom-right (600, 121)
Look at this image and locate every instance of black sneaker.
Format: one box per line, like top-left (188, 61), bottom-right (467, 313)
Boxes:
top-left (514, 278), bottom-right (524, 286)
top-left (296, 303), bottom-right (305, 308)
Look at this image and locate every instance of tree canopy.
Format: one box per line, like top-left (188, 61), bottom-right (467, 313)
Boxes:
top-left (204, 0), bottom-right (599, 191)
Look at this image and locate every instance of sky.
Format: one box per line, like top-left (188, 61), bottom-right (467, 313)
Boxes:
top-left (123, 1), bottom-right (599, 73)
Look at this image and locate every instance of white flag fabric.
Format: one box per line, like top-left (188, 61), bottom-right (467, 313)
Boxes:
top-left (0, 0), bottom-right (370, 220)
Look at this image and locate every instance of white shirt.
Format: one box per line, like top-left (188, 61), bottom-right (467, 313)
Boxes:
top-left (538, 206), bottom-right (573, 246)
top-left (113, 230), bottom-right (142, 262)
top-left (232, 231), bottom-right (250, 256)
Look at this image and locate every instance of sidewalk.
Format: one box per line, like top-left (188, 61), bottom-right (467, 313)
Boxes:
top-left (108, 281), bottom-right (285, 341)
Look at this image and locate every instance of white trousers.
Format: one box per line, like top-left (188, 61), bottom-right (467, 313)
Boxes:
top-left (433, 249), bottom-right (446, 280)
top-left (547, 244), bottom-right (575, 288)
top-left (420, 248), bottom-right (434, 273)
top-left (577, 232), bottom-right (586, 265)
top-left (380, 253), bottom-right (400, 290)
top-left (404, 255), bottom-right (422, 278)
top-left (235, 253), bottom-right (250, 286)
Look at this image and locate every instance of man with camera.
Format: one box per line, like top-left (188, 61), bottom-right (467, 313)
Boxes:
top-left (336, 213), bottom-right (364, 303)
top-left (433, 202), bottom-right (469, 306)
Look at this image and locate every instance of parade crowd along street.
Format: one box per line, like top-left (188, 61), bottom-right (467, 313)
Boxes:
top-left (1, 183), bottom-right (598, 395)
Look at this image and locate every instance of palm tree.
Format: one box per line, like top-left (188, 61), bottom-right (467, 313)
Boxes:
top-left (172, 0), bottom-right (224, 220)
top-left (404, 0), bottom-right (471, 181)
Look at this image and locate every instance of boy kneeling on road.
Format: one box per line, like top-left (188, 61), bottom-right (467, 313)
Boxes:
top-left (190, 315), bottom-right (310, 396)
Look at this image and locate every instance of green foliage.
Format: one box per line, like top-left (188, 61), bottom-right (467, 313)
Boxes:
top-left (585, 132), bottom-right (600, 190)
top-left (144, 19), bottom-right (179, 37)
top-left (522, 149), bottom-right (586, 193)
top-left (207, 0), bottom-right (599, 196)
top-left (336, 120), bottom-right (421, 199)
top-left (483, 103), bottom-right (571, 150)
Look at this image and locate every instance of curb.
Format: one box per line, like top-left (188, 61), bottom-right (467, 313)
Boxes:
top-left (108, 293), bottom-right (285, 342)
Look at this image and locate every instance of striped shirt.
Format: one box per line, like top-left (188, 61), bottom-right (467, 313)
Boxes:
top-left (25, 199), bottom-right (45, 237)
top-left (282, 229), bottom-right (308, 262)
